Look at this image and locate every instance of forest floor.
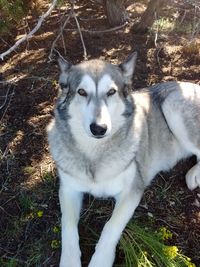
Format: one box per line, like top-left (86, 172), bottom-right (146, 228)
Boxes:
top-left (0, 0), bottom-right (200, 266)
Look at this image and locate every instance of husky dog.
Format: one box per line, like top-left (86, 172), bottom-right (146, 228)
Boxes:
top-left (47, 52), bottom-right (200, 267)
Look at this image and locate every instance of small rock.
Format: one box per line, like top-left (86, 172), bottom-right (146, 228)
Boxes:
top-left (169, 201), bottom-right (175, 206)
top-left (192, 199), bottom-right (200, 208)
top-left (147, 212), bottom-right (154, 218)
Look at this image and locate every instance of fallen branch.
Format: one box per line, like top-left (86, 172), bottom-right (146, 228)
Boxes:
top-left (0, 75), bottom-right (52, 84)
top-left (71, 1), bottom-right (88, 60)
top-left (79, 17), bottom-right (105, 21)
top-left (0, 85), bottom-right (12, 110)
top-left (0, 86), bottom-right (15, 122)
top-left (0, 80), bottom-right (16, 85)
top-left (0, 0), bottom-right (58, 61)
top-left (191, 5), bottom-right (200, 39)
top-left (64, 21), bottom-right (128, 34)
top-left (49, 9), bottom-right (73, 61)
top-left (154, 11), bottom-right (158, 47)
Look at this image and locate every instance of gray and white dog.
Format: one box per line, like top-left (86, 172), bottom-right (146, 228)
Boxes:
top-left (47, 52), bottom-right (200, 267)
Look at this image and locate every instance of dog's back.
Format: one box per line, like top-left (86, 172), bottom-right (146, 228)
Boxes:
top-left (132, 81), bottom-right (200, 188)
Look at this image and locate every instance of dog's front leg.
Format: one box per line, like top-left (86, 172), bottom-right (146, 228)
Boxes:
top-left (88, 187), bottom-right (144, 267)
top-left (59, 171), bottom-right (83, 267)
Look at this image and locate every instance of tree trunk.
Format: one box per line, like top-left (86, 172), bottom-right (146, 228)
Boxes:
top-left (133, 0), bottom-right (165, 33)
top-left (103, 0), bottom-right (128, 27)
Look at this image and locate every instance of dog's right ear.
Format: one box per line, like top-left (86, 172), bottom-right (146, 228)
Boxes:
top-left (58, 57), bottom-right (72, 73)
top-left (57, 57), bottom-right (72, 92)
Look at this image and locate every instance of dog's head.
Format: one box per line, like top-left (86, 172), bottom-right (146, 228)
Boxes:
top-left (56, 52), bottom-right (137, 139)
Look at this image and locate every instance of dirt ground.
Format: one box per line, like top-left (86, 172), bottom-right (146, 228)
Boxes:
top-left (0, 0), bottom-right (200, 266)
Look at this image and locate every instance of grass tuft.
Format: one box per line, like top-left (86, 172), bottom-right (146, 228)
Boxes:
top-left (119, 222), bottom-right (196, 267)
top-left (152, 17), bottom-right (175, 33)
top-left (23, 166), bottom-right (35, 175)
top-left (19, 193), bottom-right (35, 212)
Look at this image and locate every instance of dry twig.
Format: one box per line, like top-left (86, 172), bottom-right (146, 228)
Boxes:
top-left (0, 86), bottom-right (12, 110)
top-left (49, 0), bottom-right (89, 61)
top-left (0, 86), bottom-right (15, 122)
top-left (154, 11), bottom-right (159, 48)
top-left (49, 9), bottom-right (73, 61)
top-left (71, 1), bottom-right (88, 60)
top-left (0, 0), bottom-right (58, 60)
top-left (191, 5), bottom-right (200, 39)
top-left (64, 21), bottom-right (128, 34)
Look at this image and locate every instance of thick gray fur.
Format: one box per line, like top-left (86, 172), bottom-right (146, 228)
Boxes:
top-left (47, 53), bottom-right (200, 267)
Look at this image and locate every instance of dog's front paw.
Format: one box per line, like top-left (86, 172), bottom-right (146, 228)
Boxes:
top-left (59, 257), bottom-right (81, 267)
top-left (186, 163), bottom-right (200, 190)
top-left (88, 248), bottom-right (115, 267)
top-left (59, 246), bottom-right (82, 267)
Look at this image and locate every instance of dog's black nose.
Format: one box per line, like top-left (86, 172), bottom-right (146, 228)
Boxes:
top-left (90, 123), bottom-right (107, 136)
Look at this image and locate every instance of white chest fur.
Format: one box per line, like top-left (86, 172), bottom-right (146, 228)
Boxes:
top-left (59, 158), bottom-right (137, 198)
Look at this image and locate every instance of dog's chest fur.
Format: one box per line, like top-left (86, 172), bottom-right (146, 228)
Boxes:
top-left (48, 119), bottom-right (140, 197)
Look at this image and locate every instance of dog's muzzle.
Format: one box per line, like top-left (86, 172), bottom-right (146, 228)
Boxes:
top-left (90, 123), bottom-right (107, 138)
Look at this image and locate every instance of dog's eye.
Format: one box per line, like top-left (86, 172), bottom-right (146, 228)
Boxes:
top-left (107, 88), bottom-right (116, 97)
top-left (78, 88), bottom-right (87, 97)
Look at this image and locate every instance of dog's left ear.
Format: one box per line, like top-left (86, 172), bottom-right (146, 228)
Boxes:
top-left (119, 52), bottom-right (137, 85)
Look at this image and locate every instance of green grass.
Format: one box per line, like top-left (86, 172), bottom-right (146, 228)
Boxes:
top-left (0, 258), bottom-right (18, 267)
top-left (24, 240), bottom-right (44, 267)
top-left (150, 16), bottom-right (196, 36)
top-left (152, 17), bottom-right (175, 33)
top-left (23, 166), bottom-right (36, 175)
top-left (119, 222), bottom-right (196, 267)
top-left (41, 171), bottom-right (55, 184)
top-left (19, 193), bottom-right (35, 212)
